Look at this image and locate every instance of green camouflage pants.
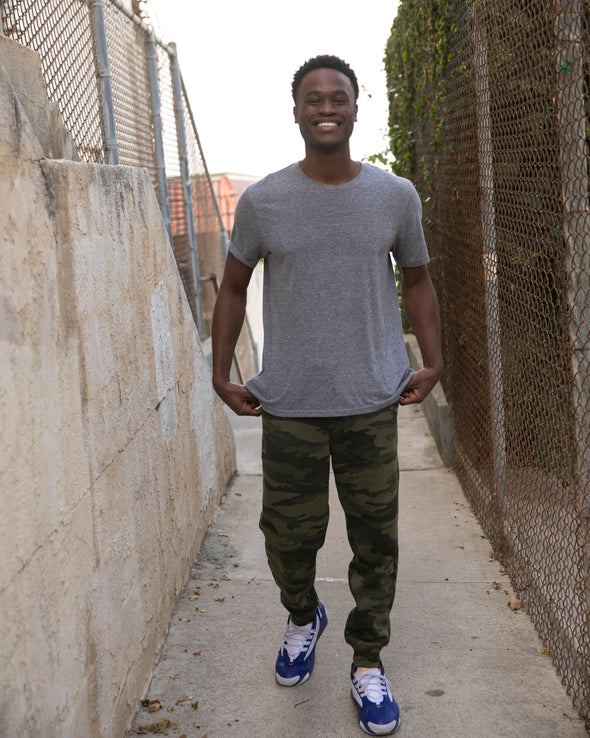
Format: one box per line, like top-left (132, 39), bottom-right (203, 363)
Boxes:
top-left (259, 403), bottom-right (399, 667)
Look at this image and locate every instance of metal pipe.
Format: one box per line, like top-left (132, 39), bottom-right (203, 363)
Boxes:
top-left (473, 13), bottom-right (508, 521)
top-left (555, 0), bottom-right (590, 610)
top-left (169, 42), bottom-right (205, 338)
top-left (89, 0), bottom-right (119, 164)
top-left (145, 33), bottom-right (172, 242)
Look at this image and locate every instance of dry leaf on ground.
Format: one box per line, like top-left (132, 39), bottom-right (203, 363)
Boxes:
top-left (508, 595), bottom-right (522, 611)
top-left (137, 717), bottom-right (178, 734)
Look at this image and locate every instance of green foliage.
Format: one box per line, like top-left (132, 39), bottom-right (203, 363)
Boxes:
top-left (379, 0), bottom-right (456, 334)
top-left (394, 269), bottom-right (412, 333)
top-left (382, 0), bottom-right (455, 179)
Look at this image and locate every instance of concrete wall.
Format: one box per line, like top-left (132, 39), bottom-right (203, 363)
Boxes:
top-left (0, 37), bottom-right (236, 738)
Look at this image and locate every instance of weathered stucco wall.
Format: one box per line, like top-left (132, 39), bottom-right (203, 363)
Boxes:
top-left (0, 37), bottom-right (236, 738)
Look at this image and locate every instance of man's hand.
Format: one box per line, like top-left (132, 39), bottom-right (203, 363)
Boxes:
top-left (213, 380), bottom-right (262, 416)
top-left (211, 253), bottom-right (259, 416)
top-left (399, 366), bottom-right (441, 406)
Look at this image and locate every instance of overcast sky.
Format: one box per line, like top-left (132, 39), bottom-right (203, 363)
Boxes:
top-left (149, 0), bottom-right (401, 177)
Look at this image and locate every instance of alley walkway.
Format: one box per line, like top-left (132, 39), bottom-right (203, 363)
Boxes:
top-left (127, 403), bottom-right (587, 737)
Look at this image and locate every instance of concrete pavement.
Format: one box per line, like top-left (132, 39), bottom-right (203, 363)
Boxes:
top-left (127, 403), bottom-right (587, 737)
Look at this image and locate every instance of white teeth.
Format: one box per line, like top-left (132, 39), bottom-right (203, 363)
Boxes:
top-left (317, 121), bottom-right (338, 128)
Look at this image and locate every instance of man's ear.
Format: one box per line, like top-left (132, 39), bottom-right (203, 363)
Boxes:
top-left (293, 105), bottom-right (298, 123)
top-left (354, 103), bottom-right (358, 122)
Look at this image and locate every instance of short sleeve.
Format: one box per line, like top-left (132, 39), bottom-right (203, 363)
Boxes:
top-left (391, 181), bottom-right (430, 268)
top-left (228, 189), bottom-right (265, 268)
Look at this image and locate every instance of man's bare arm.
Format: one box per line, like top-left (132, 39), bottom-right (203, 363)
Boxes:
top-left (398, 264), bottom-right (443, 405)
top-left (211, 252), bottom-right (262, 416)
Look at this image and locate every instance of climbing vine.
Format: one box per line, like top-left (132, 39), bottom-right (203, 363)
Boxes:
top-left (375, 0), bottom-right (456, 332)
top-left (375, 0), bottom-right (455, 180)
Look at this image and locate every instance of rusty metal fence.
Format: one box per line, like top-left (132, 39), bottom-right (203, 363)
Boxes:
top-left (408, 0), bottom-right (590, 724)
top-left (0, 0), bottom-right (228, 337)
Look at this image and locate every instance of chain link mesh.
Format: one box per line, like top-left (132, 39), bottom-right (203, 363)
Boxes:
top-left (103, 1), bottom-right (156, 177)
top-left (1, 0), bottom-right (105, 161)
top-left (155, 45), bottom-right (195, 322)
top-left (0, 0), bottom-right (227, 332)
top-left (416, 0), bottom-right (590, 724)
top-left (182, 85), bottom-right (227, 333)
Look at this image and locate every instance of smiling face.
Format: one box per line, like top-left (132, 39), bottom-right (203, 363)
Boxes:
top-left (293, 67), bottom-right (358, 153)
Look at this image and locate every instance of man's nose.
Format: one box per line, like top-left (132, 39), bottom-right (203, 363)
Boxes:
top-left (318, 98), bottom-right (335, 114)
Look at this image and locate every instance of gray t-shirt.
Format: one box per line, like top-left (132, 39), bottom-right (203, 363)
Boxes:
top-left (228, 162), bottom-right (429, 417)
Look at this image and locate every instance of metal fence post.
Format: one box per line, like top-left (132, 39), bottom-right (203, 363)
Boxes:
top-left (169, 42), bottom-right (205, 338)
top-left (145, 33), bottom-right (172, 242)
top-left (473, 8), bottom-right (508, 528)
top-left (89, 0), bottom-right (119, 165)
top-left (555, 0), bottom-right (590, 626)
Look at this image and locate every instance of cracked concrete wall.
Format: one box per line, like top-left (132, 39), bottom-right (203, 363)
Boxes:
top-left (0, 37), bottom-right (236, 738)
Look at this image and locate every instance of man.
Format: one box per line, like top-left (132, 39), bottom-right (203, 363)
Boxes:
top-left (212, 55), bottom-right (442, 736)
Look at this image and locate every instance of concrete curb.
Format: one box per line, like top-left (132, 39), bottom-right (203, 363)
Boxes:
top-left (405, 334), bottom-right (455, 467)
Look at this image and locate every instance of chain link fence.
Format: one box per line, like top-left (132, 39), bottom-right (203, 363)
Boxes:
top-left (405, 0), bottom-right (590, 724)
top-left (0, 0), bottom-right (228, 337)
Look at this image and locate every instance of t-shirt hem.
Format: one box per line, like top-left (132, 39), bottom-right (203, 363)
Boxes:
top-left (393, 256), bottom-right (430, 268)
top-left (259, 396), bottom-right (401, 419)
top-left (228, 241), bottom-right (258, 269)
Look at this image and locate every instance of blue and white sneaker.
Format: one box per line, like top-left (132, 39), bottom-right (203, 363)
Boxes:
top-left (351, 662), bottom-right (401, 735)
top-left (275, 603), bottom-right (328, 686)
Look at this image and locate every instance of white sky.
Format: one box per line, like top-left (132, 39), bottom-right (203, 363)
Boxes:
top-left (149, 0), bottom-right (401, 178)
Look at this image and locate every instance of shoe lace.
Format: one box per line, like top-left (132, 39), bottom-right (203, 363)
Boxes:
top-left (354, 668), bottom-right (392, 705)
top-left (283, 619), bottom-right (313, 661)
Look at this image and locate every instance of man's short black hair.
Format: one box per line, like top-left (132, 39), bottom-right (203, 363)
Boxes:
top-left (292, 55), bottom-right (359, 102)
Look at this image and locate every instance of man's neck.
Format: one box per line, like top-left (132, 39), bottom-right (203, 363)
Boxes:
top-left (298, 150), bottom-right (361, 185)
